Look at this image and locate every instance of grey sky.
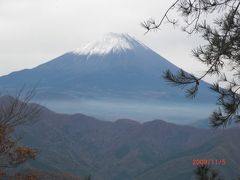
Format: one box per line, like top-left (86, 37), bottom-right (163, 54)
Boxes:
top-left (0, 0), bottom-right (209, 81)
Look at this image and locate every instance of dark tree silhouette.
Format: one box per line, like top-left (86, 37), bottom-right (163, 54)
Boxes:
top-left (142, 0), bottom-right (240, 128)
top-left (84, 175), bottom-right (91, 180)
top-left (194, 165), bottom-right (222, 180)
top-left (0, 89), bottom-right (39, 179)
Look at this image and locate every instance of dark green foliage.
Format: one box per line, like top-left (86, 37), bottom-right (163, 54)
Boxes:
top-left (194, 165), bottom-right (240, 180)
top-left (163, 69), bottom-right (199, 98)
top-left (195, 165), bottom-right (221, 180)
top-left (84, 175), bottom-right (91, 180)
top-left (143, 0), bottom-right (240, 128)
top-left (194, 165), bottom-right (221, 180)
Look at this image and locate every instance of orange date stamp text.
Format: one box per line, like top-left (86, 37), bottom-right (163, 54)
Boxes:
top-left (192, 159), bottom-right (226, 166)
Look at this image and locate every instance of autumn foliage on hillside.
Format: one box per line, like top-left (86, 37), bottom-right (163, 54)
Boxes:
top-left (0, 90), bottom-right (39, 179)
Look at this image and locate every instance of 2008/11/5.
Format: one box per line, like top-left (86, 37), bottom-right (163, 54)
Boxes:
top-left (192, 159), bottom-right (226, 166)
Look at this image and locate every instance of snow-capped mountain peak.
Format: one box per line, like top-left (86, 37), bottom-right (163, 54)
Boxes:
top-left (72, 33), bottom-right (148, 56)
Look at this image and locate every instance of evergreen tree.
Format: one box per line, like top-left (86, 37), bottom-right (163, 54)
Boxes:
top-left (142, 0), bottom-right (240, 128)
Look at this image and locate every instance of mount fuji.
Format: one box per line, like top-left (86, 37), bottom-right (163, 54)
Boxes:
top-left (0, 33), bottom-right (215, 122)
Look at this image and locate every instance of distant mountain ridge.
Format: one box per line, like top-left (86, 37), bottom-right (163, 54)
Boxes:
top-left (0, 96), bottom-right (238, 179)
top-left (13, 100), bottom-right (239, 180)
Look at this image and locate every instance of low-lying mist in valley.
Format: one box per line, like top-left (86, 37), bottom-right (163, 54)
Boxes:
top-left (41, 98), bottom-right (215, 124)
